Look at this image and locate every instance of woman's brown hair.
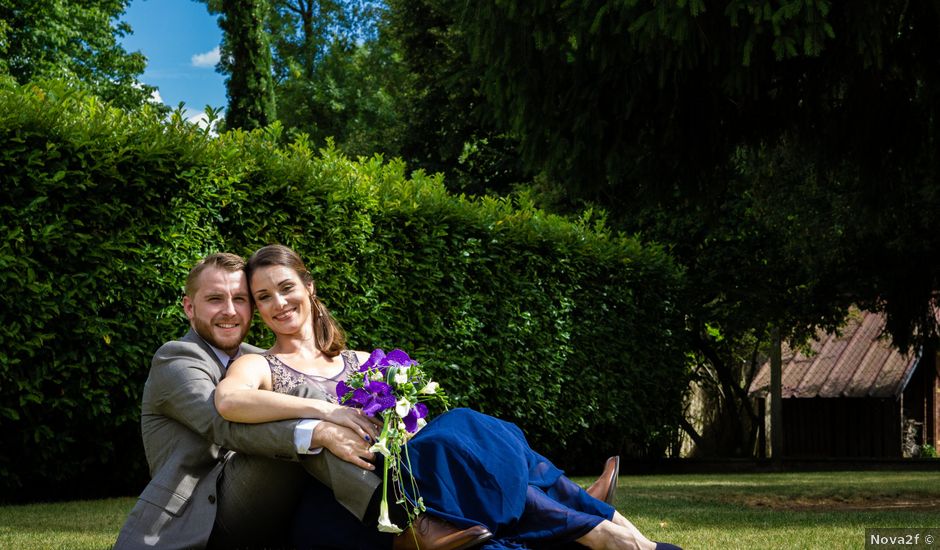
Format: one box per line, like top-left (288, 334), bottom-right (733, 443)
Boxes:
top-left (246, 244), bottom-right (346, 357)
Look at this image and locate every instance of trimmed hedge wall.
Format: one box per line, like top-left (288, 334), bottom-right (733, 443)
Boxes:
top-left (0, 80), bottom-right (689, 502)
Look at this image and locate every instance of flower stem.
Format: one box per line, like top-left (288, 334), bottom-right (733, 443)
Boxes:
top-left (375, 416), bottom-right (402, 533)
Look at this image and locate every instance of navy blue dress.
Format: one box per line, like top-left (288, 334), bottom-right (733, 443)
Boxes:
top-left (405, 408), bottom-right (614, 549)
top-left (269, 353), bottom-right (614, 549)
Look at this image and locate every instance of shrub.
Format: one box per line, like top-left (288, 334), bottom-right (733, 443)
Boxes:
top-left (0, 81), bottom-right (226, 500)
top-left (0, 80), bottom-right (688, 501)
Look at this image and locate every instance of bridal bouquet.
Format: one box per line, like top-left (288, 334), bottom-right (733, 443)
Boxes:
top-left (336, 348), bottom-right (448, 533)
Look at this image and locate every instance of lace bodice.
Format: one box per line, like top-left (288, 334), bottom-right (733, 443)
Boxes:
top-left (264, 350), bottom-right (359, 402)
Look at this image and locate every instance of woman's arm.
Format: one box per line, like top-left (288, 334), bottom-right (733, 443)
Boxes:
top-left (215, 354), bottom-right (339, 422)
top-left (151, 342), bottom-right (301, 459)
top-left (215, 353), bottom-right (381, 439)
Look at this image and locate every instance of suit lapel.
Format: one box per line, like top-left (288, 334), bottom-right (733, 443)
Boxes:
top-left (181, 328), bottom-right (263, 374)
top-left (181, 328), bottom-right (226, 372)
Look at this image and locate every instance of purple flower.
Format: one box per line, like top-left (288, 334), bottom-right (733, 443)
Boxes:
top-left (385, 349), bottom-right (417, 368)
top-left (402, 402), bottom-right (429, 433)
top-left (360, 348), bottom-right (387, 373)
top-left (360, 348), bottom-right (417, 375)
top-left (360, 380), bottom-right (397, 416)
top-left (338, 379), bottom-right (396, 417)
top-left (336, 380), bottom-right (353, 402)
top-left (364, 379), bottom-right (392, 395)
top-left (331, 348), bottom-right (447, 534)
top-left (350, 387), bottom-right (372, 407)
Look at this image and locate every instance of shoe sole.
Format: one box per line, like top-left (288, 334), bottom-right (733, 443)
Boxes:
top-left (452, 532), bottom-right (494, 550)
top-left (604, 456), bottom-right (620, 505)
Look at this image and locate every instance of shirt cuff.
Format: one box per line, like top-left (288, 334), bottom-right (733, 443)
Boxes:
top-left (294, 419), bottom-right (322, 454)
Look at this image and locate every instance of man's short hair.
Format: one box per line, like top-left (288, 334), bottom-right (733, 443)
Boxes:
top-left (184, 253), bottom-right (246, 298)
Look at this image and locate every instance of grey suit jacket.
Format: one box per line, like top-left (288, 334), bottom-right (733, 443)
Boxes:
top-left (114, 329), bottom-right (379, 549)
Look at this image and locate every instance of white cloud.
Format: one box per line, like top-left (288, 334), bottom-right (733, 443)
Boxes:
top-left (186, 111), bottom-right (210, 127)
top-left (186, 109), bottom-right (222, 136)
top-left (132, 81), bottom-right (164, 105)
top-left (191, 46), bottom-right (221, 68)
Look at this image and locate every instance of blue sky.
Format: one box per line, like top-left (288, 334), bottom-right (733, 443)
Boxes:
top-left (119, 0), bottom-right (226, 123)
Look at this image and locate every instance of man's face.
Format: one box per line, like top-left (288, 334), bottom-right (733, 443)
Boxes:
top-left (183, 267), bottom-right (252, 357)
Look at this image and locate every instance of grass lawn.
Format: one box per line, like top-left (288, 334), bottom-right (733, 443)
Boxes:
top-left (0, 496), bottom-right (135, 549)
top-left (618, 470), bottom-right (940, 549)
top-left (0, 470), bottom-right (937, 549)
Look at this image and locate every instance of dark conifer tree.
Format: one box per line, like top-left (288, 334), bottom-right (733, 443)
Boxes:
top-left (218, 0), bottom-right (276, 130)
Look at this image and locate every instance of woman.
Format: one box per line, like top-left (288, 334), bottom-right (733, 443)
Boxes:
top-left (216, 244), bottom-right (679, 550)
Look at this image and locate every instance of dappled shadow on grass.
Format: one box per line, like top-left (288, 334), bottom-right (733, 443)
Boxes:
top-left (619, 491), bottom-right (940, 549)
top-left (650, 489), bottom-right (939, 511)
top-left (616, 471), bottom-right (940, 506)
top-left (571, 470), bottom-right (940, 548)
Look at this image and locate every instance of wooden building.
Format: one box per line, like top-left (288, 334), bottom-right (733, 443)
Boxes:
top-left (749, 310), bottom-right (939, 458)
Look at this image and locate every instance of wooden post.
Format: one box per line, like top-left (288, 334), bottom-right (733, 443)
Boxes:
top-left (934, 353), bottom-right (939, 449)
top-left (770, 327), bottom-right (783, 464)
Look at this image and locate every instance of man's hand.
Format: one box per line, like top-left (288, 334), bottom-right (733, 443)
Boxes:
top-left (323, 405), bottom-right (382, 443)
top-left (311, 421), bottom-right (376, 470)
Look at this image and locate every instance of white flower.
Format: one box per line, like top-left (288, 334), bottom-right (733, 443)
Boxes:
top-left (416, 417), bottom-right (427, 430)
top-left (419, 381), bottom-right (439, 395)
top-left (370, 438), bottom-right (391, 458)
top-left (396, 398), bottom-right (412, 418)
top-left (394, 369), bottom-right (409, 385)
top-left (376, 500), bottom-right (403, 533)
top-left (371, 370), bottom-right (385, 381)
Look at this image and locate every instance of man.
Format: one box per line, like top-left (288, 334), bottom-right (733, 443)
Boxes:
top-left (115, 253), bottom-right (491, 549)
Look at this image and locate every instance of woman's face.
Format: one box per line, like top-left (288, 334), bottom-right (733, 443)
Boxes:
top-left (250, 264), bottom-right (314, 336)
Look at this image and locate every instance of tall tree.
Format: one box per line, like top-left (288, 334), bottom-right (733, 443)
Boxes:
top-left (202, 0), bottom-right (401, 150)
top-left (0, 0), bottom-right (153, 109)
top-left (384, 0), bottom-right (526, 195)
top-left (389, 0), bottom-right (940, 454)
top-left (218, 0), bottom-right (276, 130)
top-left (445, 3), bottom-right (940, 331)
top-left (267, 0), bottom-right (373, 82)
top-left (265, 0), bottom-right (412, 157)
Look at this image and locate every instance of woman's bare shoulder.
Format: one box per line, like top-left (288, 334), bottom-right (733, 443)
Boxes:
top-left (350, 349), bottom-right (372, 365)
top-left (229, 352), bottom-right (271, 371)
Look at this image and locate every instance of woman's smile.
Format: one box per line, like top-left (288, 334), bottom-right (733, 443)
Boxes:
top-left (273, 307), bottom-right (298, 322)
top-left (250, 264), bottom-right (314, 336)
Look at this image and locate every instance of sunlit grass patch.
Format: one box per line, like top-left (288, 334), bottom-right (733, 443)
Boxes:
top-left (1, 471), bottom-right (938, 549)
top-left (0, 497), bottom-right (135, 550)
top-left (573, 470), bottom-right (940, 549)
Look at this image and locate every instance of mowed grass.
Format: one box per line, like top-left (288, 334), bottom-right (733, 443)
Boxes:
top-left (0, 471), bottom-right (937, 549)
top-left (0, 496), bottom-right (135, 549)
top-left (593, 470), bottom-right (940, 549)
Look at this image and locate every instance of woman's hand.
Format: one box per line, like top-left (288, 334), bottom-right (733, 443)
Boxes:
top-left (324, 405), bottom-right (383, 443)
top-left (312, 422), bottom-right (377, 470)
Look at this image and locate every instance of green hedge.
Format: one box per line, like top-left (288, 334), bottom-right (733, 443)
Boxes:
top-left (0, 80), bottom-right (689, 502)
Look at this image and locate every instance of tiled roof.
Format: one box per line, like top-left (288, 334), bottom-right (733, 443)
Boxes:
top-left (748, 310), bottom-right (920, 398)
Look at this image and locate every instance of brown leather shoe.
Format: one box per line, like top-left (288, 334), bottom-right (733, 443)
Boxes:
top-left (393, 514), bottom-right (492, 550)
top-left (586, 455), bottom-right (620, 504)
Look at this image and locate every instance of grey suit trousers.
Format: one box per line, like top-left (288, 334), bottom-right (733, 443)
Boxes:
top-left (291, 384), bottom-right (381, 523)
top-left (208, 383), bottom-right (381, 547)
